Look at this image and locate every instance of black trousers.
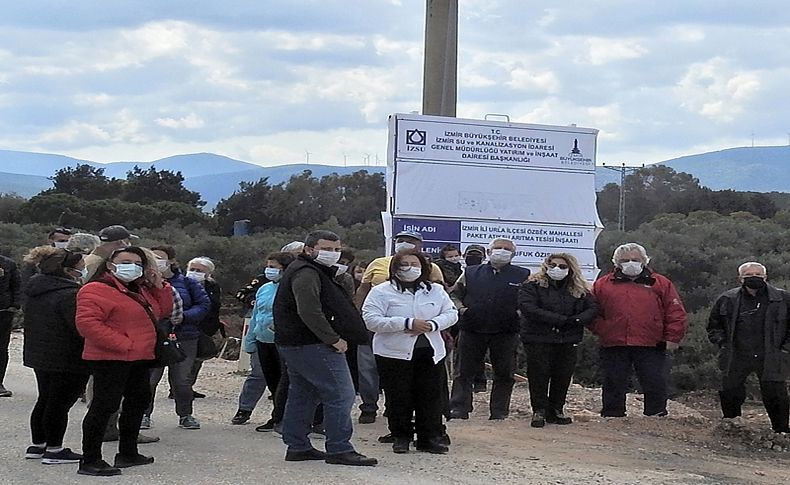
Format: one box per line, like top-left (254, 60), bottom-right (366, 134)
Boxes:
top-left (256, 341), bottom-right (281, 398)
top-left (82, 361), bottom-right (151, 464)
top-left (0, 312), bottom-right (13, 385)
top-left (377, 347), bottom-right (445, 442)
top-left (524, 342), bottom-right (577, 415)
top-left (600, 346), bottom-right (668, 417)
top-left (720, 353), bottom-right (790, 431)
top-left (272, 358), bottom-right (323, 425)
top-left (450, 330), bottom-right (518, 417)
top-left (30, 369), bottom-right (89, 447)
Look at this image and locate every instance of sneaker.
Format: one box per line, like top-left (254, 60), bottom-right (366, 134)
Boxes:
top-left (25, 445), bottom-right (45, 459)
top-left (42, 448), bottom-right (83, 465)
top-left (178, 415), bottom-right (201, 430)
top-left (255, 419), bottom-right (276, 432)
top-left (358, 412), bottom-right (376, 424)
top-left (531, 411), bottom-right (545, 428)
top-left (78, 459), bottom-right (122, 476)
top-left (232, 409), bottom-right (252, 425)
top-left (448, 410), bottom-right (469, 420)
top-left (137, 433), bottom-right (160, 444)
top-left (140, 415), bottom-right (152, 430)
top-left (114, 453), bottom-right (154, 468)
top-left (0, 384), bottom-right (12, 397)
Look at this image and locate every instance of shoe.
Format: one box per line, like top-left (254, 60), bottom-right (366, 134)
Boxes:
top-left (255, 419), bottom-right (276, 432)
top-left (232, 409), bottom-right (252, 425)
top-left (489, 414), bottom-right (507, 420)
top-left (392, 438), bottom-right (410, 454)
top-left (378, 433), bottom-right (395, 443)
top-left (645, 410), bottom-right (668, 417)
top-left (137, 433), bottom-right (160, 444)
top-left (439, 433), bottom-right (451, 446)
top-left (285, 448), bottom-right (326, 462)
top-left (140, 414), bottom-right (152, 430)
top-left (78, 459), bottom-right (122, 476)
top-left (415, 438), bottom-right (449, 454)
top-left (0, 384), bottom-right (12, 397)
top-left (325, 451), bottom-right (378, 467)
top-left (273, 422), bottom-right (283, 435)
top-left (310, 423), bottom-right (325, 437)
top-left (178, 415), bottom-right (201, 429)
top-left (531, 411), bottom-right (545, 428)
top-left (114, 453), bottom-right (154, 468)
top-left (448, 410), bottom-right (469, 420)
top-left (193, 390), bottom-right (206, 399)
top-left (25, 445), bottom-right (45, 459)
top-left (472, 382), bottom-right (487, 393)
top-left (359, 412), bottom-right (376, 424)
top-left (42, 448), bottom-right (83, 465)
top-left (546, 410), bottom-right (573, 425)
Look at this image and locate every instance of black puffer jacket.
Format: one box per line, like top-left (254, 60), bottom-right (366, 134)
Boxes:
top-left (519, 278), bottom-right (598, 344)
top-left (0, 254), bottom-right (21, 309)
top-left (22, 273), bottom-right (87, 373)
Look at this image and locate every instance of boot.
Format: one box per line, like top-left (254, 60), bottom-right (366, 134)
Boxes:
top-left (546, 409), bottom-right (572, 425)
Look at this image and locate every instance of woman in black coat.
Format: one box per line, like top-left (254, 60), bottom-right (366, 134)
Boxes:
top-left (22, 247), bottom-right (88, 464)
top-left (518, 253), bottom-right (598, 428)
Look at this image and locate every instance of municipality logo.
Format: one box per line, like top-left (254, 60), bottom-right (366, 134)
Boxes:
top-left (560, 138), bottom-right (593, 166)
top-left (406, 129), bottom-right (426, 145)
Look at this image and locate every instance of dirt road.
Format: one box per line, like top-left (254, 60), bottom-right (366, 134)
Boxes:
top-left (0, 332), bottom-right (787, 484)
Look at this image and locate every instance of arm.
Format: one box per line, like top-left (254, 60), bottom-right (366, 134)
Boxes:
top-left (449, 271), bottom-right (467, 312)
top-left (75, 285), bottom-right (132, 352)
top-left (573, 292), bottom-right (600, 326)
top-left (361, 285), bottom-right (411, 333)
top-left (169, 287), bottom-right (184, 325)
top-left (55, 289), bottom-right (81, 339)
top-left (662, 280), bottom-right (688, 343)
top-left (706, 295), bottom-right (727, 346)
top-left (518, 282), bottom-right (567, 327)
top-left (292, 270), bottom-right (340, 345)
top-left (426, 288), bottom-right (458, 331)
top-left (9, 260), bottom-right (21, 308)
top-left (182, 278), bottom-right (211, 324)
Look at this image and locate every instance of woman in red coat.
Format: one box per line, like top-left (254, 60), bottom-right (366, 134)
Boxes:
top-left (75, 247), bottom-right (173, 477)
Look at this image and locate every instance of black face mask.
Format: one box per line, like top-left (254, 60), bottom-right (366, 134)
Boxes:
top-left (742, 276), bottom-right (766, 290)
top-left (465, 255), bottom-right (483, 266)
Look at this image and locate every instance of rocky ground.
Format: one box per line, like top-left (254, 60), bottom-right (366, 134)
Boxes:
top-left (1, 331), bottom-right (788, 484)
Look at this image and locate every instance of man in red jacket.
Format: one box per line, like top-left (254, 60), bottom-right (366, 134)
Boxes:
top-left (590, 243), bottom-right (687, 417)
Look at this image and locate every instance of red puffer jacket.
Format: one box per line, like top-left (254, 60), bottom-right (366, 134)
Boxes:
top-left (590, 269), bottom-right (687, 348)
top-left (76, 275), bottom-right (173, 361)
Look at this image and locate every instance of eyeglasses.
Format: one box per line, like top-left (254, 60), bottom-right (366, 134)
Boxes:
top-left (547, 263), bottom-right (568, 270)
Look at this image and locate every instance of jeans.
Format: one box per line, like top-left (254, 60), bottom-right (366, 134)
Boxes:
top-left (600, 346), bottom-right (668, 417)
top-left (278, 344), bottom-right (355, 455)
top-left (0, 311), bottom-right (13, 385)
top-left (148, 338), bottom-right (198, 417)
top-left (357, 344), bottom-right (380, 414)
top-left (523, 342), bottom-right (577, 414)
top-left (376, 348), bottom-right (445, 442)
top-left (238, 349), bottom-right (267, 412)
top-left (720, 353), bottom-right (790, 431)
top-left (31, 370), bottom-right (89, 447)
top-left (450, 331), bottom-right (518, 417)
top-left (82, 361), bottom-right (151, 464)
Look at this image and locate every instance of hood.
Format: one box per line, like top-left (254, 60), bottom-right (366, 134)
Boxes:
top-left (24, 273), bottom-right (79, 298)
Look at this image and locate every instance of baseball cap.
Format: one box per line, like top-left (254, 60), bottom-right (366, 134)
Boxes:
top-left (464, 244), bottom-right (486, 256)
top-left (98, 225), bottom-right (139, 242)
top-left (394, 229), bottom-right (423, 242)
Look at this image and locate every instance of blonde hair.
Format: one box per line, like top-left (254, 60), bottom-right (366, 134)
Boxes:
top-left (529, 252), bottom-right (590, 299)
top-left (24, 245), bottom-right (60, 265)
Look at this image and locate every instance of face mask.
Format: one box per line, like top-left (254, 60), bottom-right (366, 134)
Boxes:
top-left (465, 255), bottom-right (483, 266)
top-left (394, 241), bottom-right (416, 253)
top-left (620, 261), bottom-right (643, 277)
top-left (489, 249), bottom-right (513, 266)
top-left (155, 259), bottom-right (169, 271)
top-left (112, 263), bottom-right (143, 283)
top-left (78, 268), bottom-right (88, 280)
top-left (186, 270), bottom-right (206, 282)
top-left (265, 267), bottom-right (282, 282)
top-left (547, 267), bottom-right (569, 281)
top-left (447, 256), bottom-right (463, 264)
top-left (53, 241), bottom-right (70, 249)
top-left (314, 250), bottom-right (341, 267)
top-left (397, 266), bottom-right (422, 283)
top-left (334, 264), bottom-right (349, 275)
top-left (742, 276), bottom-right (766, 290)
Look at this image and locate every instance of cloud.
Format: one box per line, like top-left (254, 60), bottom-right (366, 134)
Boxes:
top-left (155, 113), bottom-right (205, 129)
top-left (675, 57), bottom-right (761, 122)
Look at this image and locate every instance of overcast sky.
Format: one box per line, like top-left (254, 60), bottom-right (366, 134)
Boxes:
top-left (1, 0), bottom-right (789, 167)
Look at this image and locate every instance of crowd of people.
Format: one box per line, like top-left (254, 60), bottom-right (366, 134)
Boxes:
top-left (1, 223), bottom-right (789, 476)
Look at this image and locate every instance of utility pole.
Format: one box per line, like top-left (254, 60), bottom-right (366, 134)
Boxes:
top-left (305, 150), bottom-right (311, 165)
top-left (601, 163), bottom-right (643, 232)
top-left (422, 0), bottom-right (458, 116)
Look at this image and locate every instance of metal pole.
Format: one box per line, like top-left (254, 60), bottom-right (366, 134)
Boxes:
top-left (602, 163), bottom-right (643, 231)
top-left (422, 0), bottom-right (458, 116)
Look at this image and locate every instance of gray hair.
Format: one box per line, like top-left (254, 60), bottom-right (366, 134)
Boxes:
top-left (487, 238), bottom-right (516, 251)
top-left (281, 241), bottom-right (305, 253)
top-left (188, 256), bottom-right (216, 273)
top-left (611, 242), bottom-right (650, 264)
top-left (66, 233), bottom-right (101, 254)
top-left (738, 261), bottom-right (766, 276)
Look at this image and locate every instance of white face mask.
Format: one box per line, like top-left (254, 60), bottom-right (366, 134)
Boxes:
top-left (547, 267), bottom-right (569, 281)
top-left (397, 266), bottom-right (422, 282)
top-left (447, 256), bottom-right (463, 264)
top-left (314, 250), bottom-right (342, 267)
top-left (620, 261), bottom-right (643, 277)
top-left (334, 263), bottom-right (349, 275)
top-left (112, 263), bottom-right (143, 283)
top-left (489, 248), bottom-right (513, 266)
top-left (264, 267), bottom-right (282, 282)
top-left (53, 241), bottom-right (70, 249)
top-left (394, 241), bottom-right (416, 253)
top-left (186, 270), bottom-right (206, 282)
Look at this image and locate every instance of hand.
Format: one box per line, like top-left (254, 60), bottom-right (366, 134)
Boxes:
top-left (665, 341), bottom-right (680, 352)
top-left (409, 319), bottom-right (432, 335)
top-left (331, 338), bottom-right (348, 353)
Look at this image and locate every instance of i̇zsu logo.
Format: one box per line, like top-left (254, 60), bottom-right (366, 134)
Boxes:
top-left (405, 129), bottom-right (426, 152)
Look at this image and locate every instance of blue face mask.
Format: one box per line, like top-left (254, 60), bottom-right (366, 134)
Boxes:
top-left (264, 267), bottom-right (282, 282)
top-left (112, 263), bottom-right (143, 283)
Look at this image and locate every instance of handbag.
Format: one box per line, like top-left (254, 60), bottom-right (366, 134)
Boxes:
top-left (150, 316), bottom-right (187, 367)
top-left (195, 331), bottom-right (218, 360)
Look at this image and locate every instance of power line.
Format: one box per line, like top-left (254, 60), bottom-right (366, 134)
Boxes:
top-left (601, 163), bottom-right (644, 232)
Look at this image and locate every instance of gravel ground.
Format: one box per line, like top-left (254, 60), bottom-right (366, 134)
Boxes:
top-left (1, 332), bottom-right (788, 485)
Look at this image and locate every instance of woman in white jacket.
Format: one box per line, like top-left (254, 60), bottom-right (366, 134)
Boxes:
top-left (362, 249), bottom-right (457, 454)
